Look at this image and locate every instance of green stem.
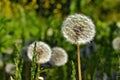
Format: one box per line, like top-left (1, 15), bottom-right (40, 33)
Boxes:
top-left (37, 64), bottom-right (40, 80)
top-left (77, 43), bottom-right (82, 80)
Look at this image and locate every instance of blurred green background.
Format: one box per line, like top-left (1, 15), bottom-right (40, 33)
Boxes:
top-left (0, 0), bottom-right (120, 80)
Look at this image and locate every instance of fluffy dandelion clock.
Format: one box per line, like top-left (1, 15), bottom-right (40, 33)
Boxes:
top-left (50, 47), bottom-right (68, 66)
top-left (61, 13), bottom-right (96, 80)
top-left (62, 14), bottom-right (95, 44)
top-left (5, 63), bottom-right (15, 74)
top-left (27, 41), bottom-right (51, 64)
top-left (112, 37), bottom-right (120, 50)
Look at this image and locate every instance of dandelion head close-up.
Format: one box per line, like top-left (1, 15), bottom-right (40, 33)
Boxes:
top-left (62, 14), bottom-right (95, 44)
top-left (112, 37), bottom-right (120, 50)
top-left (27, 41), bottom-right (52, 64)
top-left (49, 47), bottom-right (68, 66)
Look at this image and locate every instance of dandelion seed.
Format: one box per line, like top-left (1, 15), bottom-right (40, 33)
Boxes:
top-left (49, 47), bottom-right (68, 66)
top-left (5, 63), bottom-right (15, 75)
top-left (27, 41), bottom-right (51, 64)
top-left (112, 37), bottom-right (120, 50)
top-left (62, 13), bottom-right (95, 44)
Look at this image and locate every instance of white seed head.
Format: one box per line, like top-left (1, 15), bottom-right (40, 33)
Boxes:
top-left (27, 41), bottom-right (52, 64)
top-left (5, 63), bottom-right (15, 75)
top-left (112, 37), bottom-right (120, 50)
top-left (50, 47), bottom-right (68, 66)
top-left (62, 13), bottom-right (95, 44)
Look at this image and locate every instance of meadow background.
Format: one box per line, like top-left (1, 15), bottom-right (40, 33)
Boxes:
top-left (0, 0), bottom-right (120, 80)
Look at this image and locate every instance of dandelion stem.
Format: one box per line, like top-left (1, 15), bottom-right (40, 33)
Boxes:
top-left (10, 75), bottom-right (14, 80)
top-left (77, 43), bottom-right (82, 80)
top-left (38, 64), bottom-right (40, 76)
top-left (37, 64), bottom-right (40, 79)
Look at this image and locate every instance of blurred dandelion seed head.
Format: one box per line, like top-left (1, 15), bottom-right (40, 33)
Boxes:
top-left (3, 48), bottom-right (13, 55)
top-left (47, 28), bottom-right (53, 36)
top-left (112, 37), bottom-right (120, 50)
top-left (27, 41), bottom-right (51, 64)
top-left (62, 14), bottom-right (95, 44)
top-left (38, 76), bottom-right (44, 80)
top-left (50, 47), bottom-right (68, 66)
top-left (5, 63), bottom-right (15, 75)
top-left (116, 21), bottom-right (120, 28)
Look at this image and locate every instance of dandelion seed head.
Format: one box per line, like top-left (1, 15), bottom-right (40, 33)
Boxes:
top-left (50, 47), bottom-right (68, 66)
top-left (62, 14), bottom-right (95, 44)
top-left (112, 37), bottom-right (120, 50)
top-left (5, 63), bottom-right (15, 75)
top-left (27, 41), bottom-right (51, 64)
